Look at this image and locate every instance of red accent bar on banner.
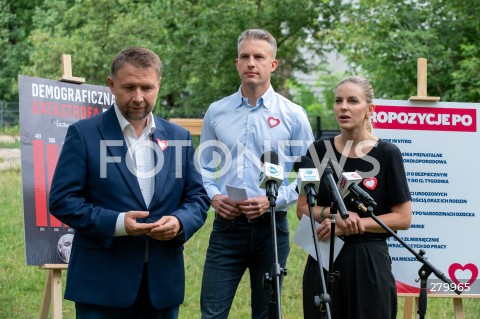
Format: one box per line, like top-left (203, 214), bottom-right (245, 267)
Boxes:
top-left (33, 139), bottom-right (48, 227)
top-left (372, 105), bottom-right (477, 132)
top-left (46, 143), bottom-right (62, 227)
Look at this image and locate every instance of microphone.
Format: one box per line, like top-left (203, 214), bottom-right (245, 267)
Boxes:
top-left (322, 165), bottom-right (349, 219)
top-left (337, 171), bottom-right (377, 209)
top-left (258, 151), bottom-right (284, 200)
top-left (337, 171), bottom-right (363, 197)
top-left (293, 156), bottom-right (320, 206)
top-left (350, 183), bottom-right (377, 208)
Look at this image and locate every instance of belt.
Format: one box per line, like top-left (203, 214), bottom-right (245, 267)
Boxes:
top-left (218, 211), bottom-right (287, 224)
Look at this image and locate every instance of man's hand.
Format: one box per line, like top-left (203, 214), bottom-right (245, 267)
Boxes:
top-left (147, 216), bottom-right (182, 241)
top-left (124, 211), bottom-right (156, 236)
top-left (236, 196), bottom-right (270, 220)
top-left (211, 194), bottom-right (242, 220)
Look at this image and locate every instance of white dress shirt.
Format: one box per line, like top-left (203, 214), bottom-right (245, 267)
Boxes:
top-left (113, 104), bottom-right (156, 236)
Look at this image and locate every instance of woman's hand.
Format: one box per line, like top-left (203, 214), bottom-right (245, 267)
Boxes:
top-left (316, 211), bottom-right (365, 241)
top-left (336, 212), bottom-right (365, 236)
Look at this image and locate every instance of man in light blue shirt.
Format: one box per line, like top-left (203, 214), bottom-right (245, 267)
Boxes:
top-left (199, 29), bottom-right (314, 319)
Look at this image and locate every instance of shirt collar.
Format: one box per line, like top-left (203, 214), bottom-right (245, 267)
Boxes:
top-left (113, 103), bottom-right (156, 135)
top-left (235, 85), bottom-right (274, 110)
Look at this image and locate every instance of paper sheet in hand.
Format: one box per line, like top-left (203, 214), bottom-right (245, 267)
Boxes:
top-left (226, 184), bottom-right (248, 201)
top-left (293, 214), bottom-right (344, 271)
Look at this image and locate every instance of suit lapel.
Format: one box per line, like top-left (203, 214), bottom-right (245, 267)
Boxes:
top-left (97, 107), bottom-right (146, 208)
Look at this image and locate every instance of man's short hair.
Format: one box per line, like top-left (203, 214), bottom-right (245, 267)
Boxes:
top-left (237, 29), bottom-right (277, 58)
top-left (110, 47), bottom-right (162, 80)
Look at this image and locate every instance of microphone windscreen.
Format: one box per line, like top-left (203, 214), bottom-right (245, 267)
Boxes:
top-left (293, 156), bottom-right (315, 172)
top-left (260, 151), bottom-right (279, 165)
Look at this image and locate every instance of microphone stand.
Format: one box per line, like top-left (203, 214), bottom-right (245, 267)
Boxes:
top-left (305, 188), bottom-right (332, 319)
top-left (349, 197), bottom-right (462, 319)
top-left (326, 203), bottom-right (340, 313)
top-left (263, 181), bottom-right (285, 319)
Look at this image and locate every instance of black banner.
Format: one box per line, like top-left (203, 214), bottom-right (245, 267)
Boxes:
top-left (19, 75), bottom-right (114, 265)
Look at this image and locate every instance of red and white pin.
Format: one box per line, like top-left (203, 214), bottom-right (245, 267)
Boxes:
top-left (156, 138), bottom-right (168, 151)
top-left (268, 116), bottom-right (280, 128)
top-left (363, 177), bottom-right (377, 190)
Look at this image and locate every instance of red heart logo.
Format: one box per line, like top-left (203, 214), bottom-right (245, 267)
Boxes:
top-left (268, 116), bottom-right (280, 128)
top-left (156, 138), bottom-right (168, 151)
top-left (395, 280), bottom-right (420, 294)
top-left (363, 177), bottom-right (377, 190)
top-left (448, 263), bottom-right (478, 287)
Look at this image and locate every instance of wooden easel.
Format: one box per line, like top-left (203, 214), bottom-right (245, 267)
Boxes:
top-left (38, 264), bottom-right (68, 319)
top-left (59, 54), bottom-right (86, 84)
top-left (38, 54), bottom-right (84, 319)
top-left (409, 57), bottom-right (440, 102)
top-left (402, 57), bottom-right (473, 318)
top-left (400, 293), bottom-right (465, 319)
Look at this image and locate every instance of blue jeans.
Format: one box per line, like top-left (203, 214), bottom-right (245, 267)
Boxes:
top-left (200, 213), bottom-right (290, 319)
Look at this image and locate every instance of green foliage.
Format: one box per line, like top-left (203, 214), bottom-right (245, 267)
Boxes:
top-left (451, 44), bottom-right (480, 101)
top-left (0, 141), bottom-right (20, 149)
top-left (0, 0), bottom-right (44, 101)
top-left (15, 0), bottom-right (332, 119)
top-left (286, 64), bottom-right (345, 131)
top-left (3, 0), bottom-right (480, 122)
top-left (326, 0), bottom-right (480, 102)
top-left (0, 124), bottom-right (19, 136)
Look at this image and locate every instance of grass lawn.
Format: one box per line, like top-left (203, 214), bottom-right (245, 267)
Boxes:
top-left (0, 169), bottom-right (478, 318)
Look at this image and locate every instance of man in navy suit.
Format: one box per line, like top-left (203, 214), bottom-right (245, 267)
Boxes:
top-left (49, 47), bottom-right (209, 319)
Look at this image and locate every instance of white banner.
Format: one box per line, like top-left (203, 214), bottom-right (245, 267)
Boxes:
top-left (373, 99), bottom-right (480, 295)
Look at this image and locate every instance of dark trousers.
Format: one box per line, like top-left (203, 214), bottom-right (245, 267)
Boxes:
top-left (302, 239), bottom-right (397, 319)
top-left (76, 264), bottom-right (179, 319)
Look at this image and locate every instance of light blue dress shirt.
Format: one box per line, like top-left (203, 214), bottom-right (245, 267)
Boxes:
top-left (199, 86), bottom-right (314, 211)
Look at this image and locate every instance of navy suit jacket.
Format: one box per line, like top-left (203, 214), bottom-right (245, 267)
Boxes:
top-left (49, 106), bottom-right (209, 309)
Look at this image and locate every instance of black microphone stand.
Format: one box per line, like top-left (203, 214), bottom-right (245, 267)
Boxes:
top-left (263, 181), bottom-right (286, 319)
top-left (323, 165), bottom-right (348, 305)
top-left (326, 203), bottom-right (341, 313)
top-left (305, 187), bottom-right (332, 319)
top-left (349, 197), bottom-right (462, 319)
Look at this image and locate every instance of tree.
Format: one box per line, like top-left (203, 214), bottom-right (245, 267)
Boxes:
top-left (324, 0), bottom-right (480, 102)
top-left (5, 0), bottom-right (480, 117)
top-left (0, 0), bottom-right (44, 101)
top-left (19, 0), bottom-right (335, 117)
top-left (287, 63), bottom-right (344, 131)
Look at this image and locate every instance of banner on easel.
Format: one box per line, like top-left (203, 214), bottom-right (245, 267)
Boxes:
top-left (373, 99), bottom-right (480, 295)
top-left (19, 75), bottom-right (113, 265)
